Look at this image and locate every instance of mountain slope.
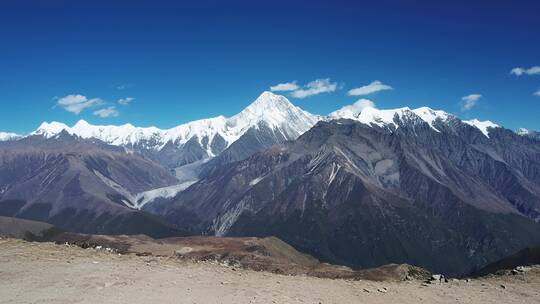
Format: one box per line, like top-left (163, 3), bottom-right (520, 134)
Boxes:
top-left (146, 112), bottom-right (540, 275)
top-left (0, 133), bottom-right (184, 237)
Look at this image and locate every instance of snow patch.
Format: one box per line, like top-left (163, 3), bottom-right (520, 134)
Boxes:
top-left (249, 177), bottom-right (264, 186)
top-left (463, 119), bottom-right (499, 138)
top-left (133, 180), bottom-right (198, 209)
top-left (327, 163), bottom-right (341, 185)
top-left (94, 169), bottom-right (197, 209)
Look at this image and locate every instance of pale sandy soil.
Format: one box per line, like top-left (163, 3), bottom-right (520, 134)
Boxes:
top-left (1, 238), bottom-right (539, 304)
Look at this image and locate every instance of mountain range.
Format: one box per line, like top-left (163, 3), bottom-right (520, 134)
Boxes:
top-left (4, 92), bottom-right (517, 169)
top-left (29, 92), bottom-right (320, 169)
top-left (1, 91), bottom-right (539, 275)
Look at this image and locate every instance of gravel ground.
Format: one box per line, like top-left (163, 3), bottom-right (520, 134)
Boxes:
top-left (1, 238), bottom-right (539, 304)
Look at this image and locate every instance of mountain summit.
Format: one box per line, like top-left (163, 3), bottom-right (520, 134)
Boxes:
top-left (228, 91), bottom-right (320, 135)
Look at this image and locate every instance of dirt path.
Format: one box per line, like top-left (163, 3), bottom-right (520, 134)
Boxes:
top-left (0, 238), bottom-right (539, 304)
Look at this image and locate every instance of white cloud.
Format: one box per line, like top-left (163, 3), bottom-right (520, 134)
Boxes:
top-left (347, 81), bottom-right (393, 96)
top-left (329, 99), bottom-right (376, 119)
top-left (290, 78), bottom-right (338, 98)
top-left (93, 106), bottom-right (119, 118)
top-left (460, 94), bottom-right (482, 111)
top-left (270, 81), bottom-right (299, 92)
top-left (534, 89), bottom-right (540, 97)
top-left (56, 94), bottom-right (102, 114)
top-left (510, 66), bottom-right (540, 76)
top-left (118, 97), bottom-right (135, 105)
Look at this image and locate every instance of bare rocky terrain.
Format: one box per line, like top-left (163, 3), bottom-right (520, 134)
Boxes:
top-left (1, 237), bottom-right (539, 304)
top-left (0, 216), bottom-right (430, 281)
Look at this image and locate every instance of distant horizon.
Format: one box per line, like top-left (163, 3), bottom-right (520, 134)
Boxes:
top-left (1, 0), bottom-right (539, 133)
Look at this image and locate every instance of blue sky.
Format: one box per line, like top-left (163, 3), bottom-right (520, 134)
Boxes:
top-left (1, 0), bottom-right (539, 134)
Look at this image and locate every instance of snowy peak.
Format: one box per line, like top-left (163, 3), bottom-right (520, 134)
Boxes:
top-left (28, 92), bottom-right (320, 153)
top-left (23, 92), bottom-right (508, 153)
top-left (0, 132), bottom-right (22, 141)
top-left (328, 99), bottom-right (375, 120)
top-left (411, 107), bottom-right (450, 130)
top-left (463, 119), bottom-right (499, 138)
top-left (327, 102), bottom-right (504, 138)
top-left (329, 104), bottom-right (452, 132)
top-left (229, 91), bottom-right (320, 135)
top-left (516, 128), bottom-right (530, 136)
top-left (33, 119), bottom-right (162, 146)
top-left (243, 91), bottom-right (294, 114)
top-left (354, 107), bottom-right (411, 128)
top-left (33, 121), bottom-right (70, 138)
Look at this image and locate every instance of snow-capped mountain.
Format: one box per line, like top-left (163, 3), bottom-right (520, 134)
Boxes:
top-left (32, 92), bottom-right (320, 168)
top-left (516, 128), bottom-right (530, 136)
top-left (330, 106), bottom-right (451, 131)
top-left (515, 128), bottom-right (540, 140)
top-left (33, 92), bottom-right (318, 149)
top-left (21, 91), bottom-right (511, 170)
top-left (0, 132), bottom-right (22, 142)
top-left (328, 103), bottom-right (499, 137)
top-left (463, 119), bottom-right (499, 137)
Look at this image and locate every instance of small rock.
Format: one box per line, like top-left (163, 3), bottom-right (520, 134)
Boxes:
top-left (377, 287), bottom-right (388, 293)
top-left (431, 274), bottom-right (443, 281)
top-left (362, 288), bottom-right (371, 293)
top-left (515, 266), bottom-right (528, 272)
top-left (95, 246), bottom-right (103, 250)
top-left (500, 284), bottom-right (506, 289)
